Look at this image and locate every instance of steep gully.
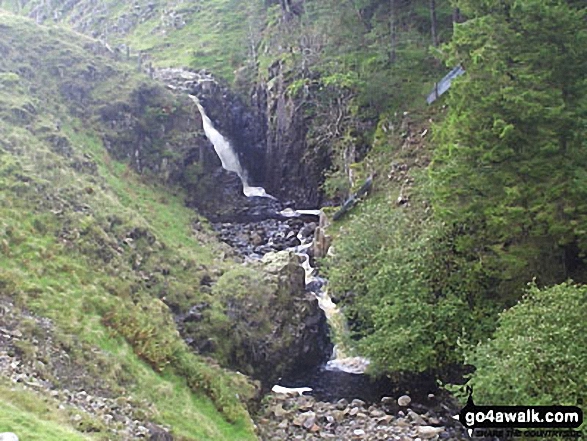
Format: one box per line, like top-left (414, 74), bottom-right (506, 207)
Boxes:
top-left (190, 78), bottom-right (454, 401)
top-left (165, 69), bottom-right (467, 438)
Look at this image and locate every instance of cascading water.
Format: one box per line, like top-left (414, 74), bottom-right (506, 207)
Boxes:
top-left (292, 219), bottom-right (370, 375)
top-left (190, 88), bottom-right (376, 398)
top-left (190, 94), bottom-right (274, 199)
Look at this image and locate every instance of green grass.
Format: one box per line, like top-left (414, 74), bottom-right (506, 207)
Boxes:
top-left (0, 11), bottom-right (257, 440)
top-left (0, 381), bottom-right (92, 441)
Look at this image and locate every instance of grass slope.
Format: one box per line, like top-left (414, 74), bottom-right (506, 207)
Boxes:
top-left (1, 0), bottom-right (263, 82)
top-left (0, 11), bottom-right (256, 440)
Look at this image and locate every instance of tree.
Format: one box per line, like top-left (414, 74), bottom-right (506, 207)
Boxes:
top-left (429, 0), bottom-right (439, 47)
top-left (430, 0), bottom-right (587, 295)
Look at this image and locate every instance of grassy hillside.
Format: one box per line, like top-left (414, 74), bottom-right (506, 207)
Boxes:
top-left (1, 0), bottom-right (264, 81)
top-left (0, 11), bottom-right (256, 440)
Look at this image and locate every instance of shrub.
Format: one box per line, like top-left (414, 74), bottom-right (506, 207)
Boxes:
top-left (327, 195), bottom-right (492, 374)
top-left (465, 282), bottom-right (587, 409)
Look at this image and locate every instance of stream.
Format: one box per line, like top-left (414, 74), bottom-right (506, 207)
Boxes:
top-left (194, 95), bottom-right (468, 440)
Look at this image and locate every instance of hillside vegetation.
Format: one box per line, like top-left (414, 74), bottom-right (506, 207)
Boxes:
top-left (1, 0), bottom-right (586, 434)
top-left (0, 11), bottom-right (256, 440)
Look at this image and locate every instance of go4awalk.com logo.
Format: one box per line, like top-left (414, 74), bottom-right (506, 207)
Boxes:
top-left (456, 387), bottom-right (583, 438)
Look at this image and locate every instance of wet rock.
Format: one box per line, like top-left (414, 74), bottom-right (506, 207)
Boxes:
top-left (369, 408), bottom-right (386, 418)
top-left (256, 393), bottom-right (465, 441)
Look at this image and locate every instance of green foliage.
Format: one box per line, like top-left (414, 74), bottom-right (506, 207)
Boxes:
top-left (326, 189), bottom-right (495, 374)
top-left (465, 282), bottom-right (587, 411)
top-left (102, 299), bottom-right (179, 372)
top-left (430, 0), bottom-right (587, 295)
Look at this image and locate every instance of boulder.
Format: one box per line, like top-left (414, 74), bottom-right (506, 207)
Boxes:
top-left (203, 251), bottom-right (331, 387)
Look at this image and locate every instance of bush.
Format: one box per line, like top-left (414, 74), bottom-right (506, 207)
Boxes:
top-left (465, 282), bottom-right (587, 408)
top-left (326, 195), bottom-right (492, 374)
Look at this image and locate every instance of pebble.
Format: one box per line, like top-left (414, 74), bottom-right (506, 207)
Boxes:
top-left (258, 391), bottom-right (465, 441)
top-left (397, 395), bottom-right (411, 406)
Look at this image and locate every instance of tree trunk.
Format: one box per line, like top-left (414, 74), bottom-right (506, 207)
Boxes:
top-left (389, 0), bottom-right (397, 63)
top-left (452, 7), bottom-right (461, 24)
top-left (430, 0), bottom-right (439, 47)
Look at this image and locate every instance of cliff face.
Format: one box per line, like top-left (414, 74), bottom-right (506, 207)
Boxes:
top-left (6, 0), bottom-right (334, 209)
top-left (255, 61), bottom-right (329, 208)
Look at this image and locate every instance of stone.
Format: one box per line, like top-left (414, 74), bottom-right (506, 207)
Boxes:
top-left (0, 434), bottom-right (19, 441)
top-left (377, 415), bottom-right (394, 425)
top-left (353, 429), bottom-right (366, 437)
top-left (369, 409), bottom-right (386, 418)
top-left (273, 403), bottom-right (287, 417)
top-left (350, 399), bottom-right (366, 408)
top-left (332, 410), bottom-right (345, 422)
top-left (335, 398), bottom-right (348, 410)
top-left (397, 395), bottom-right (411, 406)
top-left (250, 232), bottom-right (264, 246)
top-left (408, 410), bottom-right (427, 425)
top-left (300, 411), bottom-right (316, 430)
top-left (417, 426), bottom-right (444, 439)
top-left (349, 407), bottom-right (359, 416)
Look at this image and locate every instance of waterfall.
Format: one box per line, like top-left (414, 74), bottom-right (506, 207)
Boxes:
top-left (190, 95), bottom-right (274, 199)
top-left (293, 216), bottom-right (370, 375)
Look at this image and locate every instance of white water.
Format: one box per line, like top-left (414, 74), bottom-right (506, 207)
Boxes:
top-left (190, 95), bottom-right (274, 199)
top-left (279, 208), bottom-right (322, 218)
top-left (294, 228), bottom-right (370, 375)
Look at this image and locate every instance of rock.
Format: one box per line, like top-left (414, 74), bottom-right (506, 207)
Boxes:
top-left (148, 424), bottom-right (173, 441)
top-left (309, 423), bottom-right (320, 432)
top-left (349, 407), bottom-right (360, 416)
top-left (369, 409), bottom-right (386, 418)
top-left (353, 429), bottom-right (366, 437)
top-left (332, 410), bottom-right (345, 422)
top-left (417, 426), bottom-right (444, 439)
top-left (300, 411), bottom-right (316, 430)
top-left (0, 434), bottom-right (19, 441)
top-left (350, 399), bottom-right (366, 408)
top-left (250, 232), bottom-right (264, 246)
top-left (273, 403), bottom-right (287, 417)
top-left (335, 398), bottom-right (348, 410)
top-left (397, 395), bottom-right (411, 406)
top-left (377, 415), bottom-right (394, 425)
top-left (408, 410), bottom-right (427, 426)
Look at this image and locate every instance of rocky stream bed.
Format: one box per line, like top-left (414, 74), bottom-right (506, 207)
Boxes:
top-left (207, 195), bottom-right (468, 441)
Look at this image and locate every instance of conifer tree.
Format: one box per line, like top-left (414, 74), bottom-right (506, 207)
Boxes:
top-left (431, 0), bottom-right (587, 292)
